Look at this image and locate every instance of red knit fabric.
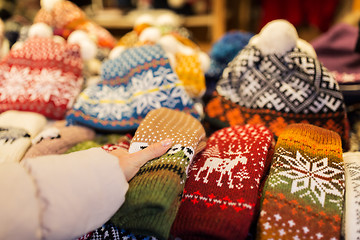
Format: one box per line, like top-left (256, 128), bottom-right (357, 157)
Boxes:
top-left (171, 124), bottom-right (274, 240)
top-left (0, 37), bottom-right (83, 119)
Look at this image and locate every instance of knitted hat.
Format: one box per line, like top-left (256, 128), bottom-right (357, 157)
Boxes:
top-left (343, 152), bottom-right (360, 240)
top-left (205, 30), bottom-right (254, 98)
top-left (311, 22), bottom-right (360, 107)
top-left (66, 44), bottom-right (199, 132)
top-left (34, 0), bottom-right (116, 49)
top-left (205, 19), bottom-right (350, 150)
top-left (22, 120), bottom-right (96, 159)
top-left (174, 52), bottom-right (206, 98)
top-left (171, 124), bottom-right (274, 240)
top-left (0, 110), bottom-right (47, 163)
top-left (257, 123), bottom-right (345, 240)
top-left (0, 36), bottom-right (84, 119)
top-left (111, 107), bottom-right (206, 240)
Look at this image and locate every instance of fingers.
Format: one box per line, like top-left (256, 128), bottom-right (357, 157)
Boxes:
top-left (130, 138), bottom-right (172, 168)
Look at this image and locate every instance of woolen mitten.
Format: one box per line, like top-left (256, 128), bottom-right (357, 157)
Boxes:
top-left (111, 107), bottom-right (206, 240)
top-left (257, 123), bottom-right (345, 240)
top-left (171, 124), bottom-right (274, 240)
top-left (85, 222), bottom-right (158, 240)
top-left (22, 120), bottom-right (96, 159)
top-left (343, 152), bottom-right (360, 240)
top-left (0, 110), bottom-right (46, 163)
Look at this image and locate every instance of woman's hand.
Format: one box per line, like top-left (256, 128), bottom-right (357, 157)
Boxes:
top-left (109, 139), bottom-right (172, 181)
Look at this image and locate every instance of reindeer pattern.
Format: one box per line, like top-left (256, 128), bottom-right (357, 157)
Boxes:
top-left (194, 143), bottom-right (251, 189)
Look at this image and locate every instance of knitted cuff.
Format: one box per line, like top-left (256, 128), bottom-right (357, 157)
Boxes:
top-left (257, 123), bottom-right (345, 240)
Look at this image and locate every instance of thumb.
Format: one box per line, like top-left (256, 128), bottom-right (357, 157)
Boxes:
top-left (129, 138), bottom-right (173, 168)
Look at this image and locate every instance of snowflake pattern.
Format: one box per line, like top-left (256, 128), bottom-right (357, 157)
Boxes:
top-left (269, 147), bottom-right (345, 208)
top-left (0, 65), bottom-right (83, 114)
top-left (72, 68), bottom-right (193, 121)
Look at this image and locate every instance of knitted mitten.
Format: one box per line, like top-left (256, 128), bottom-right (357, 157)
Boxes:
top-left (257, 123), bottom-right (345, 240)
top-left (111, 107), bottom-right (206, 240)
top-left (83, 222), bottom-right (159, 240)
top-left (0, 110), bottom-right (46, 163)
top-left (343, 152), bottom-right (360, 240)
top-left (22, 120), bottom-right (95, 159)
top-left (171, 124), bottom-right (274, 239)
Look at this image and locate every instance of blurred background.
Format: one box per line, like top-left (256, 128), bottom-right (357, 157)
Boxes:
top-left (1, 0), bottom-right (358, 51)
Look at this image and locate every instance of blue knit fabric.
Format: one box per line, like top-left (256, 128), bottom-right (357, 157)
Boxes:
top-left (66, 44), bottom-right (198, 132)
top-left (206, 31), bottom-right (254, 80)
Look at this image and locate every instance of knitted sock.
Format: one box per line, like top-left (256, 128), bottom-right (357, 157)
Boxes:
top-left (0, 110), bottom-right (46, 163)
top-left (343, 152), bottom-right (360, 240)
top-left (111, 107), bottom-right (206, 240)
top-left (257, 123), bottom-right (345, 240)
top-left (170, 124), bottom-right (274, 240)
top-left (22, 120), bottom-right (95, 159)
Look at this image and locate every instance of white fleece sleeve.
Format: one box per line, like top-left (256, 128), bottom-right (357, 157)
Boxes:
top-left (0, 162), bottom-right (40, 240)
top-left (22, 147), bottom-right (129, 240)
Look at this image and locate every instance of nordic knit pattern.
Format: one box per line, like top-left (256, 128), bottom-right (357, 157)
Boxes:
top-left (88, 222), bottom-right (158, 240)
top-left (66, 44), bottom-right (198, 132)
top-left (257, 123), bottom-right (345, 240)
top-left (343, 152), bottom-right (360, 240)
top-left (205, 45), bottom-right (350, 149)
top-left (171, 124), bottom-right (274, 240)
top-left (0, 37), bottom-right (84, 119)
top-left (111, 107), bottom-right (206, 240)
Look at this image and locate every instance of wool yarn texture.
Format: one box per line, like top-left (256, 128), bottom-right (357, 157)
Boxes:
top-left (22, 120), bottom-right (96, 159)
top-left (0, 36), bottom-right (84, 119)
top-left (343, 152), bottom-right (360, 240)
top-left (171, 124), bottom-right (274, 240)
top-left (86, 222), bottom-right (159, 240)
top-left (175, 52), bottom-right (206, 99)
top-left (0, 110), bottom-right (46, 163)
top-left (205, 20), bottom-right (350, 150)
top-left (257, 123), bottom-right (345, 240)
top-left (66, 44), bottom-right (198, 132)
top-left (111, 107), bottom-right (206, 240)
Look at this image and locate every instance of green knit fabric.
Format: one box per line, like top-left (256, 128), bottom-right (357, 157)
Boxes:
top-left (110, 107), bottom-right (206, 240)
top-left (65, 134), bottom-right (126, 153)
top-left (111, 148), bottom-right (189, 239)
